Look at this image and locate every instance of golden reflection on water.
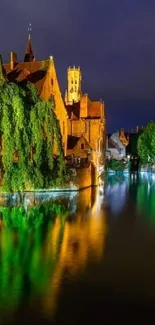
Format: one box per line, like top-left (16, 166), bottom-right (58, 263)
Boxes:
top-left (43, 187), bottom-right (107, 317)
top-left (0, 186), bottom-right (107, 321)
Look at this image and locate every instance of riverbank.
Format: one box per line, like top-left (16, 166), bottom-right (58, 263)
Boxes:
top-left (0, 163), bottom-right (101, 195)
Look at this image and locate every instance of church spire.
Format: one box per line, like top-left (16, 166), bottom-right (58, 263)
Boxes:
top-left (24, 23), bottom-right (35, 62)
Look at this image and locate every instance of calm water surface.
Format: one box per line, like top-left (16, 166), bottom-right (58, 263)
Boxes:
top-left (0, 173), bottom-right (155, 324)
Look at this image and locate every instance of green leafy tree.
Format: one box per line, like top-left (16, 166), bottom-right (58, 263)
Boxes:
top-left (127, 131), bottom-right (143, 156)
top-left (107, 159), bottom-right (128, 171)
top-left (137, 121), bottom-right (155, 163)
top-left (0, 58), bottom-right (67, 192)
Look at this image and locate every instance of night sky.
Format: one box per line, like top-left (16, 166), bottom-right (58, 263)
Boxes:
top-left (0, 0), bottom-right (155, 132)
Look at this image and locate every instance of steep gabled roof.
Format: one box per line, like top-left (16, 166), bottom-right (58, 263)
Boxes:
top-left (65, 102), bottom-right (80, 119)
top-left (3, 60), bottom-right (50, 95)
top-left (67, 134), bottom-right (92, 150)
top-left (67, 135), bottom-right (80, 149)
top-left (108, 138), bottom-right (119, 149)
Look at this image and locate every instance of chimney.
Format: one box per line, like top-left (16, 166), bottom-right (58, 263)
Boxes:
top-left (10, 52), bottom-right (17, 70)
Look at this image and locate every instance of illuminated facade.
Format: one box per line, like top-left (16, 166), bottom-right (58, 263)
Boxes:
top-left (2, 36), bottom-right (106, 164)
top-left (65, 66), bottom-right (82, 105)
top-left (65, 67), bottom-right (106, 167)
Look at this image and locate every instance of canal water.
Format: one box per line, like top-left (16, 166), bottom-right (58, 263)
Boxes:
top-left (0, 172), bottom-right (155, 324)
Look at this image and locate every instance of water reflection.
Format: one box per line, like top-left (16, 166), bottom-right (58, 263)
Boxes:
top-left (131, 173), bottom-right (155, 222)
top-left (0, 187), bottom-right (107, 323)
top-left (43, 187), bottom-right (107, 316)
top-left (105, 172), bottom-right (155, 224)
top-left (105, 173), bottom-right (129, 214)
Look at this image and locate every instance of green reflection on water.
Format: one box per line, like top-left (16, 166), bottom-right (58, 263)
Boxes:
top-left (106, 172), bottom-right (155, 221)
top-left (0, 200), bottom-right (68, 313)
top-left (135, 174), bottom-right (155, 221)
top-left (105, 172), bottom-right (129, 185)
top-left (0, 189), bottom-right (107, 321)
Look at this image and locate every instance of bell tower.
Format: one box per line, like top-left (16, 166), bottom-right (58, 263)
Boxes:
top-left (65, 66), bottom-right (82, 105)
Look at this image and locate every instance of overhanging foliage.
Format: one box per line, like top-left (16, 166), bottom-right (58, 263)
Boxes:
top-left (0, 78), bottom-right (67, 192)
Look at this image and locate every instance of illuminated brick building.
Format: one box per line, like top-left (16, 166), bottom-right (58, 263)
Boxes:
top-left (1, 34), bottom-right (106, 166)
top-left (65, 66), bottom-right (106, 166)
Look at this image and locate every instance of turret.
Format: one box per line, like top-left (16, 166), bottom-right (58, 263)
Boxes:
top-left (65, 66), bottom-right (82, 105)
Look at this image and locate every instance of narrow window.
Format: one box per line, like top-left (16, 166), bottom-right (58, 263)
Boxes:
top-left (63, 121), bottom-right (65, 135)
top-left (81, 143), bottom-right (84, 149)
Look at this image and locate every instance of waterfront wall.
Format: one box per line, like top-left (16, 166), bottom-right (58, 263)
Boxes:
top-left (72, 163), bottom-right (99, 190)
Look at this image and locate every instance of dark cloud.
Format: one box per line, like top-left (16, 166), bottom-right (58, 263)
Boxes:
top-left (0, 0), bottom-right (155, 130)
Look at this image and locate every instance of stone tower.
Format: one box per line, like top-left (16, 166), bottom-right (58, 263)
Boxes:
top-left (65, 66), bottom-right (82, 105)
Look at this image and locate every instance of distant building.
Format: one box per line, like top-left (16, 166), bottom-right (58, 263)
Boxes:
top-left (119, 128), bottom-right (129, 146)
top-left (106, 130), bottom-right (128, 160)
